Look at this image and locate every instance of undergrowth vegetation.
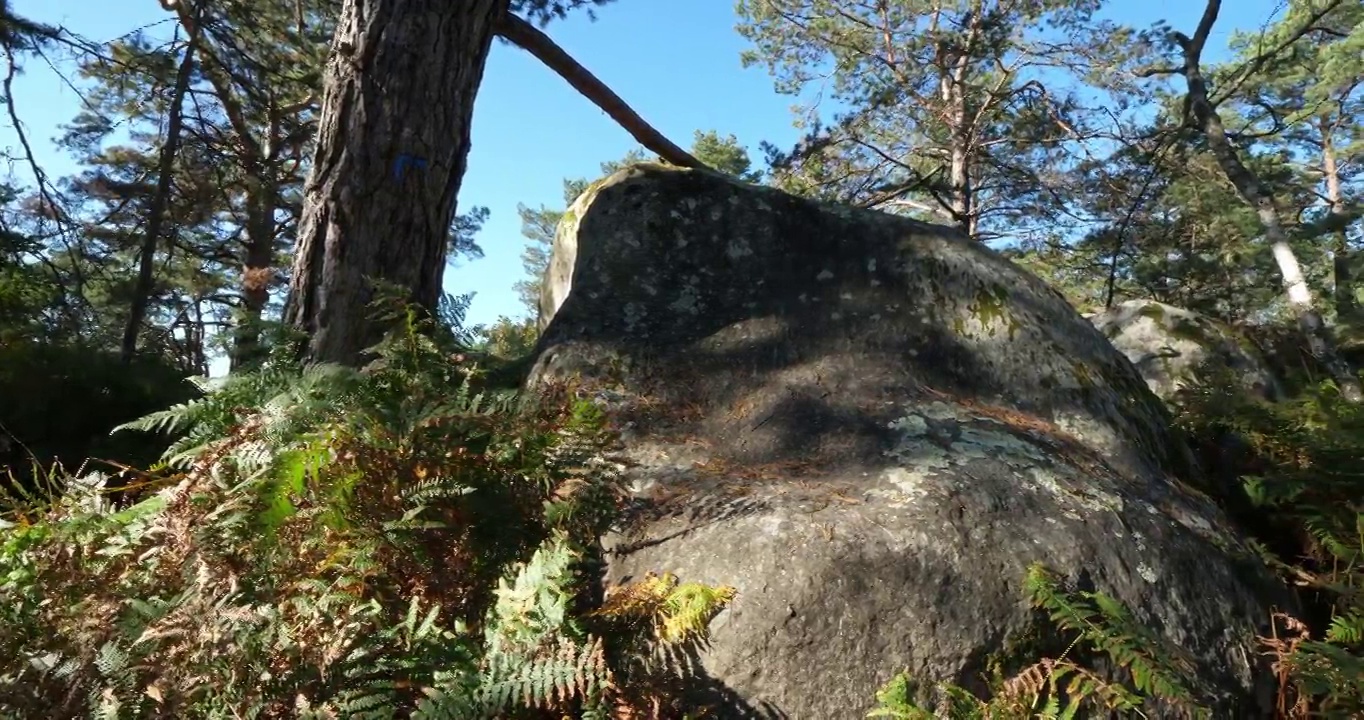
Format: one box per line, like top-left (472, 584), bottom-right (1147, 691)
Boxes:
top-left (1178, 374), bottom-right (1364, 717)
top-left (868, 564), bottom-right (1215, 719)
top-left (0, 301), bottom-right (734, 718)
top-left (3, 300), bottom-right (1362, 719)
top-left (0, 342), bottom-right (196, 489)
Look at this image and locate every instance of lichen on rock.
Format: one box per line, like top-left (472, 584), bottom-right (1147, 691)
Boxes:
top-left (528, 163), bottom-right (1288, 718)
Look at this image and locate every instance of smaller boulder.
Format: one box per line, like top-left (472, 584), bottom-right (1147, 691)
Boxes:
top-left (1090, 300), bottom-right (1281, 402)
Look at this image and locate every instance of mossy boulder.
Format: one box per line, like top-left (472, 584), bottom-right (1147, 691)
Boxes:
top-left (1090, 299), bottom-right (1281, 403)
top-left (529, 164), bottom-right (1287, 717)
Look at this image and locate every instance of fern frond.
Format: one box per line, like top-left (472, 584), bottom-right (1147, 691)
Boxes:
top-left (1024, 564), bottom-right (1204, 711)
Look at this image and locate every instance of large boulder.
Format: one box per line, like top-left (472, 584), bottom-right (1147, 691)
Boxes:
top-left (1090, 299), bottom-right (1281, 402)
top-left (529, 164), bottom-right (1287, 717)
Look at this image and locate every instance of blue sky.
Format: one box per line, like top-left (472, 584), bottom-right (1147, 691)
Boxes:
top-left (6, 0), bottom-right (1285, 343)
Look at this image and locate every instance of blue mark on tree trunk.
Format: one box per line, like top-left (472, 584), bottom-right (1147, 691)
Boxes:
top-left (393, 153), bottom-right (428, 182)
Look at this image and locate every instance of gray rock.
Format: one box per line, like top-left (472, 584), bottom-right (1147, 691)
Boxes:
top-left (529, 163), bottom-right (1287, 718)
top-left (1090, 299), bottom-right (1282, 402)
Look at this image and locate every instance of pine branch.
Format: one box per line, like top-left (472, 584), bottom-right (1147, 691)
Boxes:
top-left (496, 13), bottom-right (707, 172)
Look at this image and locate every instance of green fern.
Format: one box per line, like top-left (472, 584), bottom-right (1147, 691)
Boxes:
top-left (1, 295), bottom-right (732, 719)
top-left (867, 565), bottom-right (1211, 719)
top-left (866, 671), bottom-right (936, 719)
top-left (1023, 563), bottom-right (1205, 713)
top-left (1177, 372), bottom-right (1364, 715)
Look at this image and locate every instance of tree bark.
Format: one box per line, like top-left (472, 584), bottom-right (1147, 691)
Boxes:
top-left (232, 174), bottom-right (277, 369)
top-left (1177, 0), bottom-right (1362, 401)
top-left (934, 2), bottom-right (981, 240)
top-left (283, 0), bottom-right (509, 366)
top-left (943, 79), bottom-right (974, 237)
top-left (1321, 126), bottom-right (1355, 319)
top-left (121, 29), bottom-right (197, 362)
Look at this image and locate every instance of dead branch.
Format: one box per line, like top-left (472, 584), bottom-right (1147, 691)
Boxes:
top-left (496, 13), bottom-right (707, 172)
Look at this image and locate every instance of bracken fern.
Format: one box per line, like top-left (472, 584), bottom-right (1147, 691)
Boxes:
top-left (0, 297), bottom-right (734, 718)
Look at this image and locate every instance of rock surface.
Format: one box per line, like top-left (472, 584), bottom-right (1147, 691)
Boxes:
top-left (529, 164), bottom-right (1287, 717)
top-left (1090, 299), bottom-right (1281, 402)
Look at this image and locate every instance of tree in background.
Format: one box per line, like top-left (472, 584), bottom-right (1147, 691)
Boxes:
top-left (44, 0), bottom-right (336, 370)
top-left (152, 0), bottom-right (332, 368)
top-left (1224, 1), bottom-right (1363, 320)
top-left (1132, 0), bottom-right (1361, 400)
top-left (1014, 102), bottom-right (1322, 322)
top-left (736, 0), bottom-right (1113, 243)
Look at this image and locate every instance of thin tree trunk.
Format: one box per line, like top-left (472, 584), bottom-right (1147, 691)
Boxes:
top-left (946, 98), bottom-right (974, 238)
top-left (283, 0), bottom-right (509, 366)
top-left (192, 298), bottom-right (207, 376)
top-left (1176, 0), bottom-right (1362, 401)
top-left (936, 2), bottom-right (980, 240)
top-left (1322, 127), bottom-right (1355, 319)
top-left (230, 101), bottom-right (283, 371)
top-left (231, 178), bottom-right (277, 369)
top-left (120, 29), bottom-right (197, 362)
top-left (164, 2), bottom-right (297, 370)
top-left (934, 72), bottom-right (974, 238)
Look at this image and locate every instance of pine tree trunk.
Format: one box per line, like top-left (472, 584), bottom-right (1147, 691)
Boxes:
top-left (121, 31), bottom-right (197, 362)
top-left (1322, 129), bottom-right (1355, 319)
top-left (231, 182), bottom-right (277, 370)
top-left (283, 0), bottom-right (509, 366)
top-left (936, 7), bottom-right (980, 240)
top-left (1183, 37), bottom-right (1362, 401)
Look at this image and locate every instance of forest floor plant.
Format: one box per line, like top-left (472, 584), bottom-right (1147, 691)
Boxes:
top-left (1177, 371), bottom-right (1364, 717)
top-left (866, 564), bottom-right (1212, 719)
top-left (0, 294), bottom-right (734, 719)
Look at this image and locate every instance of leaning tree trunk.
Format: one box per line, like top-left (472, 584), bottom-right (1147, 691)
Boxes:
top-left (1175, 0), bottom-right (1362, 401)
top-left (1196, 107), bottom-right (1361, 401)
top-left (1322, 128), bottom-right (1355, 319)
top-left (283, 0), bottom-right (509, 366)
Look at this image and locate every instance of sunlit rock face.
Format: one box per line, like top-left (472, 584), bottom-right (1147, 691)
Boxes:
top-left (530, 163), bottom-right (1286, 718)
top-left (1090, 299), bottom-right (1282, 403)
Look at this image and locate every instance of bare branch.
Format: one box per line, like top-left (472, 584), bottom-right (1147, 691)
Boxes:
top-left (1134, 65), bottom-right (1182, 78)
top-left (496, 13), bottom-right (706, 171)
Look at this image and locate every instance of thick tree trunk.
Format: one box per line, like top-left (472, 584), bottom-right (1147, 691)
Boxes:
top-left (283, 0), bottom-right (508, 366)
top-left (121, 30), bottom-right (197, 362)
top-left (1178, 0), bottom-right (1362, 401)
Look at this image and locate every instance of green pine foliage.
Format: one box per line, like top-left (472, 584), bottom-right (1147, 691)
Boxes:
top-left (0, 300), bottom-right (734, 718)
